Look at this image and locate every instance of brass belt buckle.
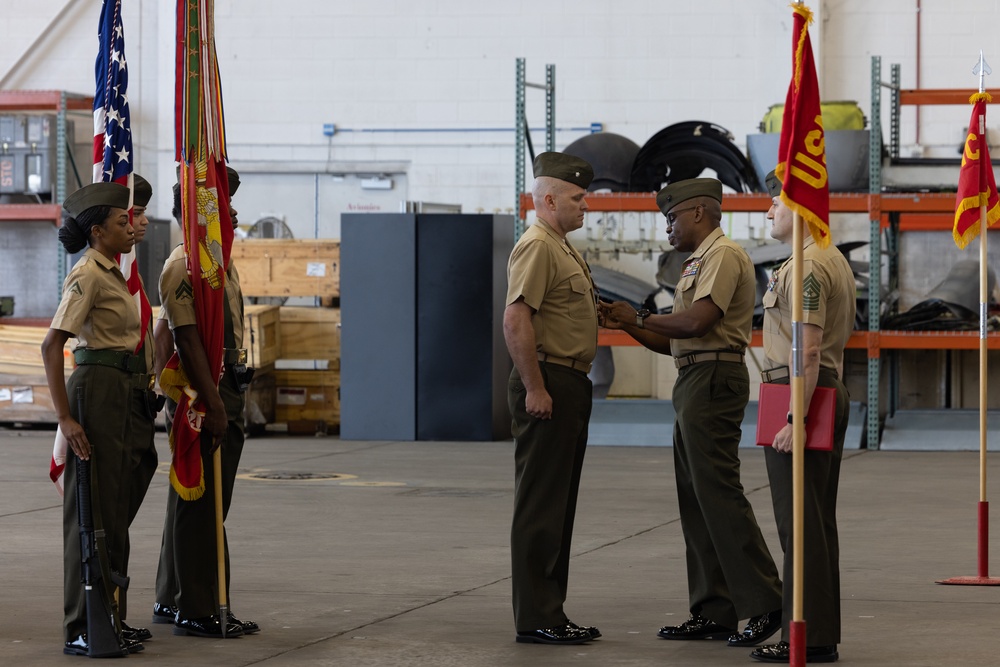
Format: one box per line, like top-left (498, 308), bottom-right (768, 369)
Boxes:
top-left (237, 348), bottom-right (248, 365)
top-left (146, 374), bottom-right (155, 391)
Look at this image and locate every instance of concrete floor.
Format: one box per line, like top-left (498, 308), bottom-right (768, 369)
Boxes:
top-left (2, 427), bottom-right (998, 666)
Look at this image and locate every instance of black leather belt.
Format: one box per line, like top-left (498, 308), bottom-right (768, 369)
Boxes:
top-left (674, 351), bottom-right (744, 369)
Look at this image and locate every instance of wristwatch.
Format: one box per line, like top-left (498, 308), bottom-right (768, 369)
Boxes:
top-left (787, 413), bottom-right (809, 424)
top-left (635, 308), bottom-right (651, 328)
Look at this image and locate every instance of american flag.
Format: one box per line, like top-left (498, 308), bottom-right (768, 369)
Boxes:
top-left (50, 0), bottom-right (151, 493)
top-left (93, 0), bottom-right (151, 342)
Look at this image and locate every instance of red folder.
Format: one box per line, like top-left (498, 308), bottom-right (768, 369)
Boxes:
top-left (755, 383), bottom-right (836, 451)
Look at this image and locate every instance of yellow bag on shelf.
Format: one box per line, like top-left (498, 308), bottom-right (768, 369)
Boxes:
top-left (759, 100), bottom-right (866, 133)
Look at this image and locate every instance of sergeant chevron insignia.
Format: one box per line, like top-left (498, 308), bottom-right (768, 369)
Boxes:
top-left (67, 280), bottom-right (83, 296)
top-left (175, 280), bottom-right (193, 301)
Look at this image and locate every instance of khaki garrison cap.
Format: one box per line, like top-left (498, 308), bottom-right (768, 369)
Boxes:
top-left (764, 169), bottom-right (782, 198)
top-left (532, 151), bottom-right (594, 189)
top-left (133, 174), bottom-right (153, 207)
top-left (63, 182), bottom-right (131, 218)
top-left (655, 177), bottom-right (723, 216)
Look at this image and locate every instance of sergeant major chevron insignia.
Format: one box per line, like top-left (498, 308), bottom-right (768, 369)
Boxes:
top-left (803, 273), bottom-right (821, 311)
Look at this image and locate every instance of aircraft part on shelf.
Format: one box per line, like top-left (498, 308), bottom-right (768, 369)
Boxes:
top-left (629, 121), bottom-right (759, 194)
top-left (563, 132), bottom-right (641, 192)
top-left (883, 260), bottom-right (999, 331)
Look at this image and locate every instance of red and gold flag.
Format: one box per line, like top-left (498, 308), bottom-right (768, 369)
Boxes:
top-left (954, 94), bottom-right (1000, 249)
top-left (774, 2), bottom-right (830, 248)
top-left (159, 0), bottom-right (232, 500)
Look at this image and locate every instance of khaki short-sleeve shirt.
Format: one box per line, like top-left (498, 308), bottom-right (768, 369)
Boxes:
top-left (762, 236), bottom-right (856, 369)
top-left (670, 227), bottom-right (755, 358)
top-left (506, 219), bottom-right (598, 363)
top-left (51, 248), bottom-right (141, 353)
top-left (158, 244), bottom-right (245, 348)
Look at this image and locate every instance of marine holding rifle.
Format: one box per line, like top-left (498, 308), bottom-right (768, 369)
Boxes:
top-left (41, 181), bottom-right (156, 657)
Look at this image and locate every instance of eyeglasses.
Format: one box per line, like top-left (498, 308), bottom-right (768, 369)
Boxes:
top-left (666, 204), bottom-right (701, 224)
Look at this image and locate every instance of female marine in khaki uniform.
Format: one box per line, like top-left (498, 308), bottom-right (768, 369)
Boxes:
top-left (41, 182), bottom-right (155, 656)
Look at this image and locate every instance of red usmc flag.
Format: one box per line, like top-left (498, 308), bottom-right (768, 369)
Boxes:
top-left (774, 2), bottom-right (830, 248)
top-left (954, 95), bottom-right (1000, 249)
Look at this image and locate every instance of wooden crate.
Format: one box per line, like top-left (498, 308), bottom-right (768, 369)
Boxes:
top-left (231, 239), bottom-right (340, 298)
top-left (274, 369), bottom-right (340, 425)
top-left (277, 306), bottom-right (340, 368)
top-left (243, 304), bottom-right (281, 368)
top-left (0, 373), bottom-right (56, 423)
top-left (0, 324), bottom-right (73, 375)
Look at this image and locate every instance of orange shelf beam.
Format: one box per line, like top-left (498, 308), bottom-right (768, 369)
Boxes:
top-left (877, 330), bottom-right (1000, 350)
top-left (0, 90), bottom-right (93, 112)
top-left (898, 89), bottom-right (978, 106)
top-left (597, 330), bottom-right (1000, 351)
top-left (599, 329), bottom-right (870, 349)
top-left (520, 191), bottom-right (958, 219)
top-left (0, 204), bottom-right (61, 224)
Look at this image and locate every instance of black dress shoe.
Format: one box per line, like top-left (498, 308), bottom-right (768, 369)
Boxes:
top-left (173, 615), bottom-right (244, 638)
top-left (657, 615), bottom-right (735, 640)
top-left (152, 602), bottom-right (178, 625)
top-left (515, 623), bottom-right (592, 645)
top-left (568, 621), bottom-right (601, 639)
top-left (728, 609), bottom-right (782, 647)
top-left (227, 612), bottom-right (260, 635)
top-left (63, 633), bottom-right (139, 657)
top-left (121, 621), bottom-right (153, 642)
top-left (751, 641), bottom-right (839, 663)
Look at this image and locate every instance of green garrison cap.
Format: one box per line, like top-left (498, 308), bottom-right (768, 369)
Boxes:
top-left (133, 174), bottom-right (153, 207)
top-left (63, 182), bottom-right (131, 218)
top-left (174, 164), bottom-right (241, 195)
top-left (227, 166), bottom-right (240, 195)
top-left (655, 177), bottom-right (723, 215)
top-left (532, 152), bottom-right (594, 189)
top-left (764, 169), bottom-right (782, 198)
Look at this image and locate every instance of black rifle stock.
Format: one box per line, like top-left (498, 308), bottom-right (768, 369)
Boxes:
top-left (75, 385), bottom-right (128, 658)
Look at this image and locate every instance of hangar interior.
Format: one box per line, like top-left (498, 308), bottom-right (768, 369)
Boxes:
top-left (3, 1), bottom-right (1000, 451)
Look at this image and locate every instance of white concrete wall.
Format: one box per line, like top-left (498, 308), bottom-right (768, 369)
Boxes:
top-left (6, 0), bottom-right (997, 221)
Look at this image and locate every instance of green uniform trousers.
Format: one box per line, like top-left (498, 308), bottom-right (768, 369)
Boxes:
top-left (509, 362), bottom-right (592, 631)
top-left (63, 364), bottom-right (152, 641)
top-left (120, 388), bottom-right (157, 623)
top-left (153, 399), bottom-right (178, 609)
top-left (672, 360), bottom-right (782, 629)
top-left (763, 368), bottom-right (849, 646)
top-left (159, 371), bottom-right (245, 619)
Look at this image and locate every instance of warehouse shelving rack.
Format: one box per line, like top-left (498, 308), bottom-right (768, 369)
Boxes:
top-left (514, 58), bottom-right (555, 240)
top-left (0, 90), bottom-right (92, 294)
top-left (514, 56), bottom-right (993, 448)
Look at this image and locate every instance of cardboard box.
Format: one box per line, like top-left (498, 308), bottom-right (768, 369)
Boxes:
top-left (274, 369), bottom-right (340, 425)
top-left (232, 239), bottom-right (340, 298)
top-left (278, 306), bottom-right (340, 367)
